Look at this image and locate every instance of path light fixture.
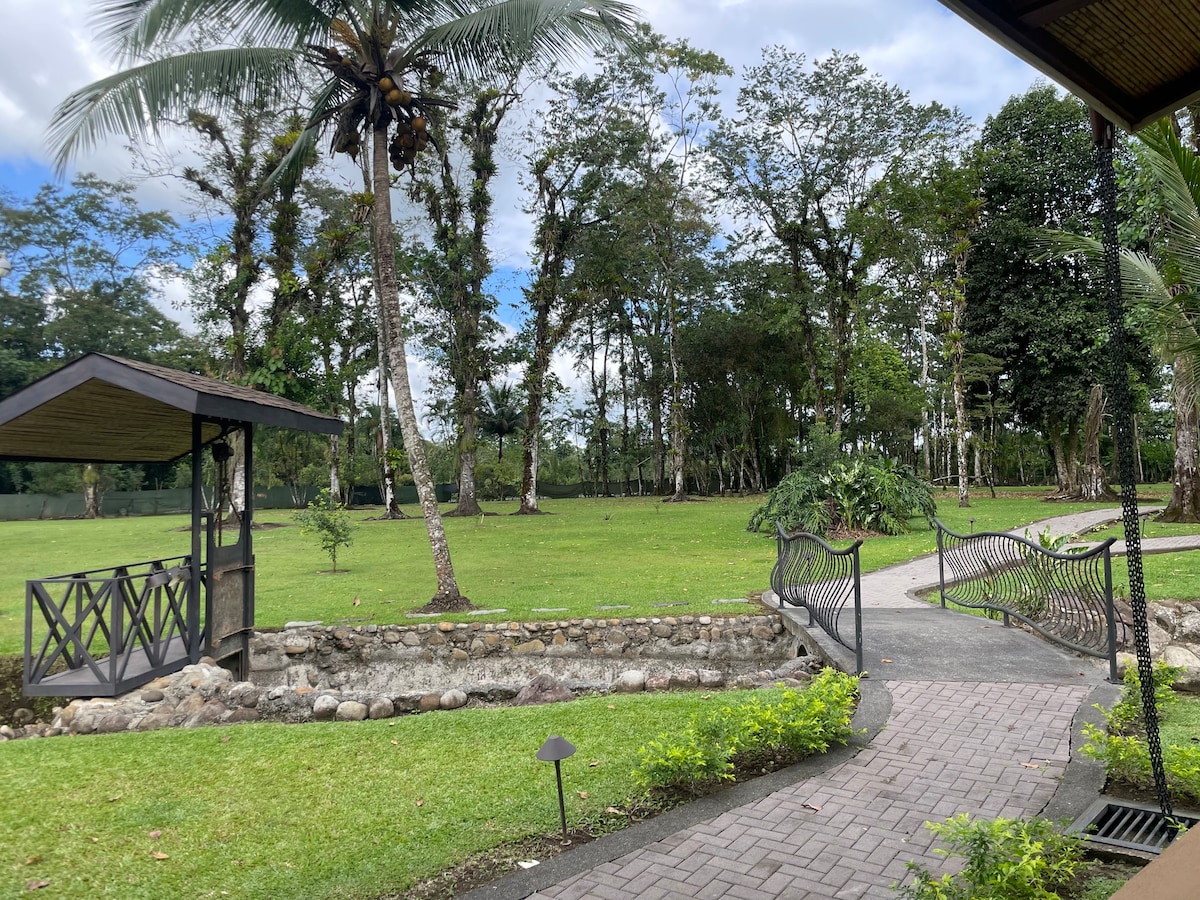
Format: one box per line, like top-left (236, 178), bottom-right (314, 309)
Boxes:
top-left (968, 518), bottom-right (975, 534)
top-left (536, 734), bottom-right (576, 843)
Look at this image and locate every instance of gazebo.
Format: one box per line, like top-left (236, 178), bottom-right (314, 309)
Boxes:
top-left (0, 353), bottom-right (342, 697)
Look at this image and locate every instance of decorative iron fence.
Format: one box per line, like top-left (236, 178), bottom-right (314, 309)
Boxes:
top-left (771, 522), bottom-right (864, 674)
top-left (24, 556), bottom-right (198, 697)
top-left (935, 519), bottom-right (1120, 681)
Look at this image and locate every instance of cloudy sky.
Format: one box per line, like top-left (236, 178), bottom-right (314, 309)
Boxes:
top-left (0, 0), bottom-right (1048, 226)
top-left (0, 0), bottom-right (1050, 424)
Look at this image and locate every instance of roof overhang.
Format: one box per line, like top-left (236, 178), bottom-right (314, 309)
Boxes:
top-left (0, 354), bottom-right (343, 464)
top-left (938, 0), bottom-right (1200, 132)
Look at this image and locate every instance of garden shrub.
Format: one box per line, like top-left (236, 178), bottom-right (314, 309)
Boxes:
top-left (633, 669), bottom-right (858, 794)
top-left (897, 815), bottom-right (1083, 900)
top-left (1080, 660), bottom-right (1200, 802)
top-left (748, 453), bottom-right (934, 538)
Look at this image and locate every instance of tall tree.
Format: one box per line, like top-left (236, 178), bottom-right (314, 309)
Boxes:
top-left (709, 48), bottom-right (965, 431)
top-left (965, 86), bottom-right (1114, 500)
top-left (407, 75), bottom-right (519, 517)
top-left (516, 63), bottom-right (638, 514)
top-left (0, 175), bottom-right (201, 515)
top-left (50, 0), bottom-right (637, 609)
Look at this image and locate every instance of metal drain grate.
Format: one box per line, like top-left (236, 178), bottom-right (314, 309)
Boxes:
top-left (1071, 800), bottom-right (1200, 854)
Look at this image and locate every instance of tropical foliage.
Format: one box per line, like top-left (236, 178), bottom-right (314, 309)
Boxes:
top-left (748, 447), bottom-right (935, 538)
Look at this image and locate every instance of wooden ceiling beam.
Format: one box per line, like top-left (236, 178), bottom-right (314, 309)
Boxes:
top-left (1019, 0), bottom-right (1108, 28)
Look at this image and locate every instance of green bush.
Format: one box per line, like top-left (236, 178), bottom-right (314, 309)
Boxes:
top-left (748, 454), bottom-right (934, 537)
top-left (1080, 661), bottom-right (1200, 802)
top-left (897, 815), bottom-right (1083, 900)
top-left (294, 488), bottom-right (357, 572)
top-left (633, 669), bottom-right (858, 793)
top-left (1104, 661), bottom-right (1180, 735)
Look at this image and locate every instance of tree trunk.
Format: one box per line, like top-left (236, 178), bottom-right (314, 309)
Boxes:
top-left (1080, 383), bottom-right (1117, 501)
top-left (228, 431), bottom-right (246, 525)
top-left (363, 152), bottom-right (407, 520)
top-left (666, 290), bottom-right (687, 502)
top-left (919, 302), bottom-right (932, 478)
top-left (375, 335), bottom-right (407, 519)
top-left (448, 383), bottom-right (484, 517)
top-left (329, 433), bottom-right (341, 501)
top-left (1047, 414), bottom-right (1081, 499)
top-left (370, 126), bottom-right (470, 609)
top-left (81, 464), bottom-right (100, 519)
top-left (517, 336), bottom-right (550, 515)
top-left (952, 358), bottom-right (969, 508)
top-left (1162, 353), bottom-right (1200, 521)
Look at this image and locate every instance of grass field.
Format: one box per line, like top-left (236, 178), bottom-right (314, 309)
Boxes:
top-left (0, 687), bottom-right (800, 899)
top-left (1, 489), bottom-right (1191, 899)
top-left (0, 493), bottom-right (1144, 656)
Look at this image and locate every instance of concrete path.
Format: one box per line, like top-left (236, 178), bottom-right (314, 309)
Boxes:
top-left (471, 507), bottom-right (1200, 900)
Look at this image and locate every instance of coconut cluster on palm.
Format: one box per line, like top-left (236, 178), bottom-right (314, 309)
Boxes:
top-left (307, 20), bottom-right (449, 171)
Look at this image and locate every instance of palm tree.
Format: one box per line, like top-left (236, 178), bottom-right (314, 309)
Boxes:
top-left (1044, 119), bottom-right (1200, 520)
top-left (480, 381), bottom-right (524, 461)
top-left (48, 0), bottom-right (637, 610)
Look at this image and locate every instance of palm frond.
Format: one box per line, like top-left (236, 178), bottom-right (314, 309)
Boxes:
top-left (47, 47), bottom-right (299, 173)
top-left (261, 76), bottom-right (347, 198)
top-left (1038, 228), bottom-right (1200, 357)
top-left (1137, 119), bottom-right (1200, 292)
top-left (413, 0), bottom-right (640, 76)
top-left (93, 0), bottom-right (332, 60)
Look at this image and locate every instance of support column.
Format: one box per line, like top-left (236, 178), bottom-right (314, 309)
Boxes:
top-left (189, 417), bottom-right (203, 664)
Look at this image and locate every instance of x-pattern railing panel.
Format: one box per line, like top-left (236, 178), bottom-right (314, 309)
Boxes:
top-left (25, 556), bottom-right (194, 692)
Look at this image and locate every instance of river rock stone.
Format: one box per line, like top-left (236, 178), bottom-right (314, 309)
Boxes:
top-left (698, 669), bottom-right (724, 688)
top-left (440, 689), bottom-right (468, 710)
top-left (613, 670), bottom-right (646, 693)
top-left (669, 670), bottom-right (699, 689)
top-left (1177, 612), bottom-right (1200, 643)
top-left (312, 695), bottom-right (340, 720)
top-left (418, 693), bottom-right (442, 713)
top-left (512, 674), bottom-right (574, 706)
top-left (645, 674), bottom-right (671, 692)
top-left (368, 698), bottom-right (395, 719)
top-left (335, 700), bottom-right (368, 722)
top-left (183, 700), bottom-right (228, 728)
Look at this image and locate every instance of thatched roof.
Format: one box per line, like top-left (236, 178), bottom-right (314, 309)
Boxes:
top-left (939, 0), bottom-right (1200, 131)
top-left (0, 354), bottom-right (342, 463)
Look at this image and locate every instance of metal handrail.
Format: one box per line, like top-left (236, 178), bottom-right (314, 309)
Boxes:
top-left (25, 556), bottom-right (195, 693)
top-left (772, 522), bottom-right (864, 674)
top-left (935, 519), bottom-right (1119, 681)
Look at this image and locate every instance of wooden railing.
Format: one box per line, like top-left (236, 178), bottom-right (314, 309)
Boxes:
top-left (24, 556), bottom-right (197, 696)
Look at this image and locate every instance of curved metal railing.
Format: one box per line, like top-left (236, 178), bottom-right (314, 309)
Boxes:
top-left (772, 522), bottom-right (864, 674)
top-left (935, 519), bottom-right (1120, 680)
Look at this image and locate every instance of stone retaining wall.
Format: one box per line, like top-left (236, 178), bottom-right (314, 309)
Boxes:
top-left (250, 613), bottom-right (791, 694)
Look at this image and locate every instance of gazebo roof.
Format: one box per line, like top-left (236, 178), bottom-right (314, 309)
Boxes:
top-left (0, 353), bottom-right (342, 464)
top-left (938, 0), bottom-right (1200, 132)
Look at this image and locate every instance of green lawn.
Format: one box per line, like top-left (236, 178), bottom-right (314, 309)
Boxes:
top-left (1, 687), bottom-right (790, 899)
top-left (0, 494), bottom-right (1144, 656)
top-left (0, 490), bottom-right (1186, 899)
top-left (1163, 692), bottom-right (1200, 749)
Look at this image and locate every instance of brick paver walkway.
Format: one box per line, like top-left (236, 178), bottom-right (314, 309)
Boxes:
top-left (517, 507), bottom-right (1198, 900)
top-left (530, 682), bottom-right (1091, 900)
